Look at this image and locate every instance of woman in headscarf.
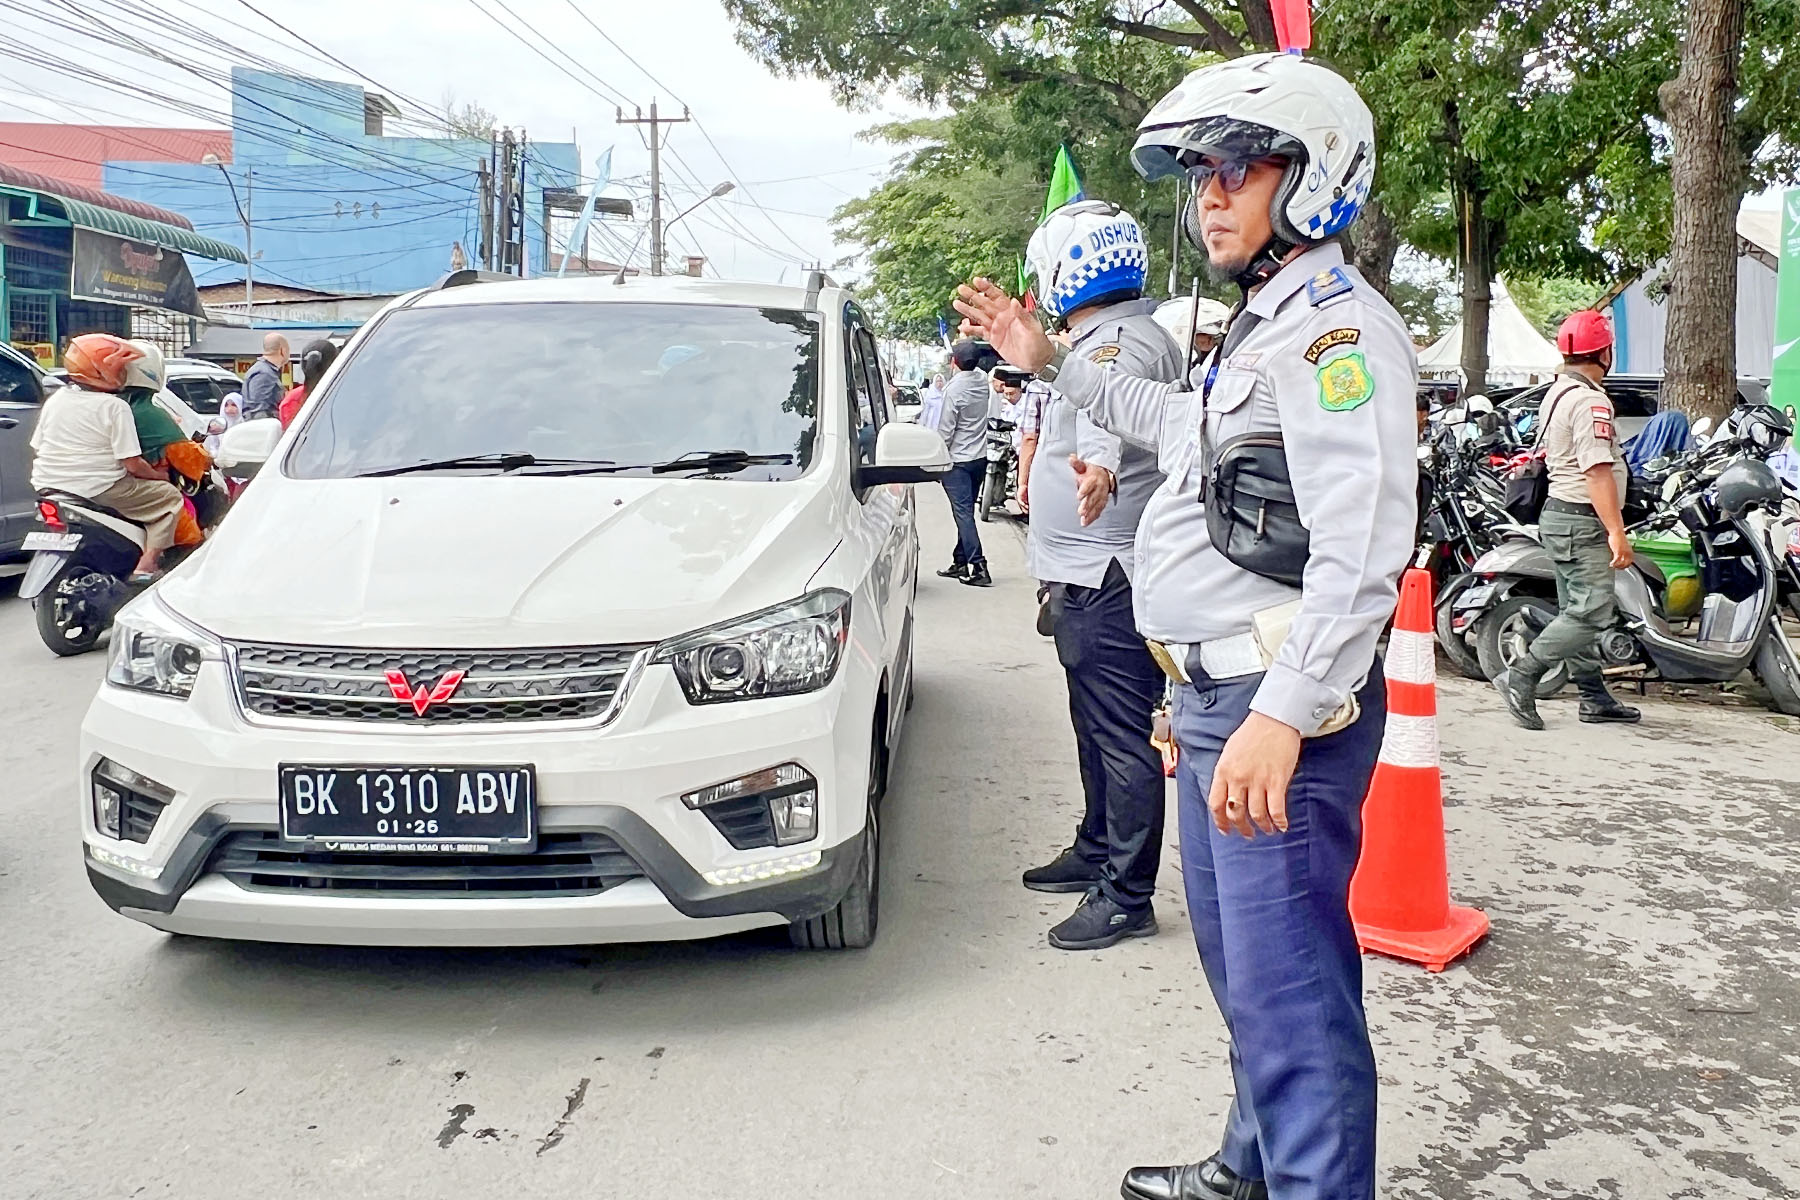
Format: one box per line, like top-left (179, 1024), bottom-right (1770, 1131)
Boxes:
top-left (121, 340), bottom-right (216, 546)
top-left (206, 392), bottom-right (244, 456)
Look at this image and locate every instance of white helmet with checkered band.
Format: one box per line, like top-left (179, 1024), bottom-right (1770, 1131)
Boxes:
top-left (1132, 53), bottom-right (1375, 250)
top-left (1025, 199), bottom-right (1149, 329)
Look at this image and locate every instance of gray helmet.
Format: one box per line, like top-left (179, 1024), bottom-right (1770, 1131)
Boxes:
top-left (1714, 458), bottom-right (1784, 517)
top-left (1737, 403), bottom-right (1793, 455)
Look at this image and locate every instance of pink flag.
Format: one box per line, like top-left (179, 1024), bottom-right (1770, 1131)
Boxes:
top-left (1269, 0), bottom-right (1312, 52)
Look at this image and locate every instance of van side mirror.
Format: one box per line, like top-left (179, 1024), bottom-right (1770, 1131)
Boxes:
top-left (858, 422), bottom-right (952, 486)
top-left (213, 416), bottom-right (282, 475)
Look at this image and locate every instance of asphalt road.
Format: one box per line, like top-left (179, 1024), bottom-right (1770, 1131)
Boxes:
top-left (3, 497), bottom-right (1797, 1198)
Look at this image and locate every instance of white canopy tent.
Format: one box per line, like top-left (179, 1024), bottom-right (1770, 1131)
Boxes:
top-left (1418, 280), bottom-right (1562, 386)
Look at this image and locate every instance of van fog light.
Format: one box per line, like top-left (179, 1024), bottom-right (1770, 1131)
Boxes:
top-left (702, 849), bottom-right (823, 888)
top-left (88, 844), bottom-right (164, 879)
top-left (683, 764), bottom-right (819, 849)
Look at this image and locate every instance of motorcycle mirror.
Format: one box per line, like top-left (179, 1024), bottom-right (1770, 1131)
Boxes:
top-left (214, 416), bottom-right (281, 475)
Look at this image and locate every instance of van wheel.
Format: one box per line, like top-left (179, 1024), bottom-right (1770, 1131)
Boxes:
top-left (789, 726), bottom-right (883, 950)
top-left (34, 563), bottom-right (107, 656)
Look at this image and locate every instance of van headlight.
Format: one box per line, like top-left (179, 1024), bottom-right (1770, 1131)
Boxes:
top-left (106, 598), bottom-right (219, 700)
top-left (654, 590), bottom-right (850, 704)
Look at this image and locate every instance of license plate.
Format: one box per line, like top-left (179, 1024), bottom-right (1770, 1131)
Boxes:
top-left (1453, 583), bottom-right (1496, 611)
top-left (278, 764), bottom-right (535, 851)
top-left (22, 531), bottom-right (81, 552)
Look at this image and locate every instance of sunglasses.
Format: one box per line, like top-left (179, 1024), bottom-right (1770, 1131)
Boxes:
top-left (1186, 157), bottom-right (1283, 195)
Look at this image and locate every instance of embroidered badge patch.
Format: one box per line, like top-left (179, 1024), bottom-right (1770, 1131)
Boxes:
top-left (1316, 351), bottom-right (1375, 412)
top-left (1594, 419), bottom-right (1614, 441)
top-left (1304, 328), bottom-right (1361, 364)
top-left (1089, 345), bottom-right (1121, 365)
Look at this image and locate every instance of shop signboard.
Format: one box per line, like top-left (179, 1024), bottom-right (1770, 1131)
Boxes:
top-left (70, 229), bottom-right (204, 318)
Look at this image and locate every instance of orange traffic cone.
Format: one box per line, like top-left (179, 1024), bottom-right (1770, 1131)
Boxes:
top-left (1348, 568), bottom-right (1489, 972)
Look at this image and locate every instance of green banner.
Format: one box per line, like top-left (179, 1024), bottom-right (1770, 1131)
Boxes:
top-left (1773, 187), bottom-right (1800, 446)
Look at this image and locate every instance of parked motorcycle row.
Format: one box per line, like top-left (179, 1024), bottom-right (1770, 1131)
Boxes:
top-left (1425, 394), bottom-right (1800, 716)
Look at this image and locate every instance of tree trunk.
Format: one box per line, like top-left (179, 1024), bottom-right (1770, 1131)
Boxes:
top-left (1454, 174), bottom-right (1500, 398)
top-left (1348, 198), bottom-right (1400, 299)
top-left (1658, 0), bottom-right (1747, 421)
top-left (1239, 0), bottom-right (1278, 51)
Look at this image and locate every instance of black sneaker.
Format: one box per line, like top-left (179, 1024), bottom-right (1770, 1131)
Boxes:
top-left (1580, 697), bottom-right (1642, 723)
top-left (936, 562), bottom-right (968, 579)
top-left (962, 562), bottom-right (993, 587)
top-left (1048, 889), bottom-right (1156, 951)
top-left (1022, 846), bottom-right (1102, 893)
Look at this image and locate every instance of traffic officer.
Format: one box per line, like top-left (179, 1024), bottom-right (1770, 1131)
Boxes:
top-left (1016, 199), bottom-right (1184, 950)
top-left (1495, 310), bottom-right (1641, 728)
top-left (935, 339), bottom-right (995, 586)
top-left (956, 52), bottom-right (1416, 1200)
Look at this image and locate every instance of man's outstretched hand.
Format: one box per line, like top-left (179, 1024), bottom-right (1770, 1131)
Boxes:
top-left (953, 279), bottom-right (1054, 373)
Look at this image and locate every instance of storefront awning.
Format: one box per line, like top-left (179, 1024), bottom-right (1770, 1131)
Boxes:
top-left (53, 194), bottom-right (248, 264)
top-left (0, 180), bottom-right (246, 264)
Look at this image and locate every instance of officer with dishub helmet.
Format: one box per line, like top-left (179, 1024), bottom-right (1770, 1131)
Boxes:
top-left (1016, 199), bottom-right (1184, 950)
top-left (956, 52), bottom-right (1416, 1200)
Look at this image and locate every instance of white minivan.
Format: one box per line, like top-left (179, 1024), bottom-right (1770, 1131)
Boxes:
top-left (78, 271), bottom-right (950, 950)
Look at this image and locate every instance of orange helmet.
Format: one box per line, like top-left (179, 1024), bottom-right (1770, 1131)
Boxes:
top-left (63, 333), bottom-right (142, 393)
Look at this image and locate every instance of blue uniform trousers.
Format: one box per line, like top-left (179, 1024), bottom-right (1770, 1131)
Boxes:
top-left (1171, 662), bottom-right (1386, 1200)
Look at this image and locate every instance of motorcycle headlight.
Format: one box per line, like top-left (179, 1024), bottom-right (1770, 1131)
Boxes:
top-left (653, 590), bottom-right (851, 704)
top-left (106, 598), bottom-right (219, 700)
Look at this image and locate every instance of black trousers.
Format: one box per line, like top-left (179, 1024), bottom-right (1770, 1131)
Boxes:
top-left (1050, 558), bottom-right (1166, 911)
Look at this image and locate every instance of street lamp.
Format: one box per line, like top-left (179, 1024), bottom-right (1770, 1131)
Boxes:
top-left (655, 181), bottom-right (734, 276)
top-left (201, 153), bottom-right (252, 309)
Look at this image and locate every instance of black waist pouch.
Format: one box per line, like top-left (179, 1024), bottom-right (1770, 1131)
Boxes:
top-left (1206, 431), bottom-right (1309, 588)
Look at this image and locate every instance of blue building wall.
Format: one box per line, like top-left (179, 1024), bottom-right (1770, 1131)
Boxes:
top-left (103, 69), bottom-right (579, 294)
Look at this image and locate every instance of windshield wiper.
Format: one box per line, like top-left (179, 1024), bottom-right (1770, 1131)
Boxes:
top-left (355, 453), bottom-right (615, 478)
top-left (648, 450), bottom-right (796, 474)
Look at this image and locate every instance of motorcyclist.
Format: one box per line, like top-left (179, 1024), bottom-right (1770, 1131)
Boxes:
top-left (29, 334), bottom-right (184, 582)
top-left (119, 340), bottom-right (216, 546)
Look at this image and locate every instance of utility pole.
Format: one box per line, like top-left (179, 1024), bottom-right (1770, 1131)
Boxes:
top-left (496, 129), bottom-right (518, 275)
top-left (516, 128), bottom-right (530, 277)
top-left (477, 153), bottom-right (494, 271)
top-left (243, 167), bottom-right (253, 309)
top-left (617, 100), bottom-right (690, 276)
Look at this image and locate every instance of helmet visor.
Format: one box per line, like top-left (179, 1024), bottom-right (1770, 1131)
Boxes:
top-left (1132, 117), bottom-right (1302, 181)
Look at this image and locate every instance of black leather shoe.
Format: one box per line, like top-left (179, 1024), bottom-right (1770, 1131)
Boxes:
top-left (1580, 697), bottom-right (1641, 723)
top-left (1048, 889), bottom-right (1155, 951)
top-left (1022, 846), bottom-right (1102, 893)
top-left (1121, 1156), bottom-right (1267, 1200)
top-left (936, 562), bottom-right (968, 579)
top-left (1495, 668), bottom-right (1545, 731)
top-left (961, 562), bottom-right (993, 587)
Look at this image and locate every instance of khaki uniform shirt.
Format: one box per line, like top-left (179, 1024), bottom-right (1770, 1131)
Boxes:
top-left (1541, 373), bottom-right (1627, 504)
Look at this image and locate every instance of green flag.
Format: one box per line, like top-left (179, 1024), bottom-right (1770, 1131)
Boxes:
top-left (1772, 187), bottom-right (1800, 448)
top-left (1041, 145), bottom-right (1085, 222)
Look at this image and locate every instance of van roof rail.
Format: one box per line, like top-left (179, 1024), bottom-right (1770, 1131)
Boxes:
top-left (804, 269), bottom-right (838, 310)
top-left (435, 269), bottom-right (517, 290)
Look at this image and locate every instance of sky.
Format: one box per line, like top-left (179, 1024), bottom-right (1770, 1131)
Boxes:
top-left (0, 0), bottom-right (914, 283)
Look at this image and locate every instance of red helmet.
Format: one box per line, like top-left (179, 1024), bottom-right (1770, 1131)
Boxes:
top-left (63, 333), bottom-right (142, 393)
top-left (1556, 309), bottom-right (1613, 357)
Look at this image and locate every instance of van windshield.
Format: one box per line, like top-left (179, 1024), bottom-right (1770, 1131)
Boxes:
top-left (285, 302), bottom-right (820, 480)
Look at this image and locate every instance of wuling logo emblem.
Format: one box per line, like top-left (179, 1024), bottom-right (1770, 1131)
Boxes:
top-left (385, 669), bottom-right (467, 716)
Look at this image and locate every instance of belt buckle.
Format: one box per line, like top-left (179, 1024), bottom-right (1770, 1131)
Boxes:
top-left (1145, 640), bottom-right (1187, 684)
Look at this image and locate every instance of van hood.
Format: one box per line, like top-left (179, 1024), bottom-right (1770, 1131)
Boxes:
top-left (159, 477), bottom-right (839, 647)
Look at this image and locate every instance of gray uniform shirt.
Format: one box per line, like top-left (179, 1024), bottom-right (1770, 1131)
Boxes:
top-left (1050, 242), bottom-right (1418, 735)
top-left (1027, 299), bottom-right (1181, 589)
top-left (937, 368), bottom-right (992, 461)
top-left (1540, 373), bottom-right (1627, 504)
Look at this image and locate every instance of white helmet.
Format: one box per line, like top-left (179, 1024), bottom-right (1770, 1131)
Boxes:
top-left (1133, 53), bottom-right (1376, 249)
top-left (122, 339), bottom-right (166, 393)
top-left (1025, 199), bottom-right (1149, 328)
top-left (1153, 296), bottom-right (1232, 342)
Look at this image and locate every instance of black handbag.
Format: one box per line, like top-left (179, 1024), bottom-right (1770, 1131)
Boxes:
top-left (1194, 311), bottom-right (1310, 587)
top-left (1503, 378), bottom-right (1580, 523)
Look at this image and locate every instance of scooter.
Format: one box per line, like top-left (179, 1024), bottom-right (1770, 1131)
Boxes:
top-left (22, 458), bottom-right (231, 657)
top-left (1454, 413), bottom-right (1800, 715)
top-left (978, 416), bottom-right (1018, 522)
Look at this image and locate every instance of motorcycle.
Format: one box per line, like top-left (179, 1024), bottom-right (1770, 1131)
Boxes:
top-left (21, 441), bottom-right (233, 656)
top-left (978, 416), bottom-right (1018, 522)
top-left (1453, 405), bottom-right (1800, 715)
top-left (1422, 397), bottom-right (1533, 678)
